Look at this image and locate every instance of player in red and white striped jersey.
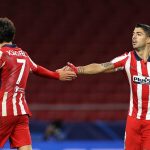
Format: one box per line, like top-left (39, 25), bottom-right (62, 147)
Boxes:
top-left (67, 24), bottom-right (150, 150)
top-left (0, 18), bottom-right (76, 150)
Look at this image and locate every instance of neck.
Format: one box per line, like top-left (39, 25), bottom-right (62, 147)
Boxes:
top-left (136, 45), bottom-right (150, 62)
top-left (0, 42), bottom-right (12, 48)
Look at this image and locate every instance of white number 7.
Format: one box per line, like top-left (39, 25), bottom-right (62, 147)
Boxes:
top-left (16, 59), bottom-right (26, 85)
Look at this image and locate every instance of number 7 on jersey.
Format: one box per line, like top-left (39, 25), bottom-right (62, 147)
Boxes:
top-left (16, 59), bottom-right (26, 85)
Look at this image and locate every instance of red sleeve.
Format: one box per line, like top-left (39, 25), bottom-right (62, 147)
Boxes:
top-left (28, 56), bottom-right (59, 79)
top-left (33, 65), bottom-right (60, 79)
top-left (28, 56), bottom-right (38, 72)
top-left (111, 53), bottom-right (128, 69)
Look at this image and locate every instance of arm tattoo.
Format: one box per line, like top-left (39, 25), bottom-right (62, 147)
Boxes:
top-left (77, 66), bottom-right (84, 74)
top-left (101, 62), bottom-right (113, 69)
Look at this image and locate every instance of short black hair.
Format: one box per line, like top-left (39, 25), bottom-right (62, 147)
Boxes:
top-left (135, 23), bottom-right (150, 37)
top-left (0, 17), bottom-right (16, 43)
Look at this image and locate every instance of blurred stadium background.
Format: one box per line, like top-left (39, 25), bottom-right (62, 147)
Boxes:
top-left (1, 0), bottom-right (150, 149)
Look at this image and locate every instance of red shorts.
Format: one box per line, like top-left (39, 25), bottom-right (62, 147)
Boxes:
top-left (125, 116), bottom-right (150, 150)
top-left (0, 115), bottom-right (31, 148)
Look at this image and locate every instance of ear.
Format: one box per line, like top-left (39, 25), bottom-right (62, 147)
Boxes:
top-left (147, 37), bottom-right (150, 44)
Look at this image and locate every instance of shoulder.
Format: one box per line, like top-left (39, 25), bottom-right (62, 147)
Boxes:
top-left (111, 52), bottom-right (129, 63)
top-left (0, 47), bottom-right (7, 59)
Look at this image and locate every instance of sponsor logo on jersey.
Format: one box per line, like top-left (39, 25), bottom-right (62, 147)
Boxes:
top-left (133, 75), bottom-right (150, 85)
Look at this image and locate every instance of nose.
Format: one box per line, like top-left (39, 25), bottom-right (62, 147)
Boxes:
top-left (132, 34), bottom-right (136, 40)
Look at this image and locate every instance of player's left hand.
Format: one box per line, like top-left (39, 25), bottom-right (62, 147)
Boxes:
top-left (56, 69), bottom-right (77, 81)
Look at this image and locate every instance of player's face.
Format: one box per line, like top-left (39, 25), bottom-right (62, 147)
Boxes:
top-left (132, 27), bottom-right (149, 50)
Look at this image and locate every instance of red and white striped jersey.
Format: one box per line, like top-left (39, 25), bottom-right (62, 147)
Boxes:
top-left (0, 44), bottom-right (37, 117)
top-left (112, 50), bottom-right (150, 120)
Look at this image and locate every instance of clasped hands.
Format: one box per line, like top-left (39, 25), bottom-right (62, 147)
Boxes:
top-left (56, 62), bottom-right (78, 81)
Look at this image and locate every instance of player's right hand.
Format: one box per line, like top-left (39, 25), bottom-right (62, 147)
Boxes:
top-left (67, 62), bottom-right (78, 74)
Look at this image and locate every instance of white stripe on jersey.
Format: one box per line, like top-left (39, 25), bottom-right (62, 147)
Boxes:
top-left (28, 56), bottom-right (37, 71)
top-left (146, 62), bottom-right (150, 119)
top-left (0, 50), bottom-right (3, 58)
top-left (0, 50), bottom-right (5, 68)
top-left (136, 61), bottom-right (142, 119)
top-left (0, 62), bottom-right (5, 68)
top-left (12, 93), bottom-right (18, 116)
top-left (125, 53), bottom-right (133, 116)
top-left (28, 56), bottom-right (37, 72)
top-left (2, 92), bottom-right (8, 116)
top-left (111, 53), bottom-right (128, 63)
top-left (19, 93), bottom-right (26, 114)
top-left (111, 53), bottom-right (128, 71)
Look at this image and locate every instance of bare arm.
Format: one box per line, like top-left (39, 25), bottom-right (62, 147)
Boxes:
top-left (103, 67), bottom-right (124, 73)
top-left (76, 62), bottom-right (114, 74)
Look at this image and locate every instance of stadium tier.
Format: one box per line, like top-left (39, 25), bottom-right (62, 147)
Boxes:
top-left (0, 0), bottom-right (150, 121)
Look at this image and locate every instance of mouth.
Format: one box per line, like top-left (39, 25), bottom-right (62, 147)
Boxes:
top-left (132, 41), bottom-right (137, 45)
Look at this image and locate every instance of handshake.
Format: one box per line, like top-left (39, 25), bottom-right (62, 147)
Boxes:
top-left (56, 62), bottom-right (78, 81)
top-left (63, 62), bottom-right (78, 74)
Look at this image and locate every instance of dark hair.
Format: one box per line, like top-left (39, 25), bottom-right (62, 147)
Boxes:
top-left (135, 23), bottom-right (150, 37)
top-left (0, 17), bottom-right (16, 43)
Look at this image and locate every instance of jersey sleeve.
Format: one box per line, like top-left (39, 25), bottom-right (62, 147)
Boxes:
top-left (111, 52), bottom-right (128, 70)
top-left (28, 56), bottom-right (59, 79)
top-left (28, 56), bottom-right (38, 72)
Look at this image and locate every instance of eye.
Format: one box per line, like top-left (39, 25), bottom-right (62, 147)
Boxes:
top-left (137, 33), bottom-right (142, 36)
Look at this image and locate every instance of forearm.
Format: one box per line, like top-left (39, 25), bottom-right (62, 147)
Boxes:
top-left (77, 62), bottom-right (114, 74)
top-left (103, 69), bottom-right (116, 73)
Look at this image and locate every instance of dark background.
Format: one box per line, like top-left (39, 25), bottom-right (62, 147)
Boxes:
top-left (0, 0), bottom-right (149, 121)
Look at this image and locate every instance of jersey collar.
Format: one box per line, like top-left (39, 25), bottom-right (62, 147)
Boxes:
top-left (2, 44), bottom-right (17, 48)
top-left (134, 50), bottom-right (150, 62)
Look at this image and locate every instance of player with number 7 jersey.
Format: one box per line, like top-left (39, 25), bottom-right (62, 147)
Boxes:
top-left (0, 18), bottom-right (77, 150)
top-left (0, 44), bottom-right (36, 117)
top-left (0, 44), bottom-right (76, 117)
